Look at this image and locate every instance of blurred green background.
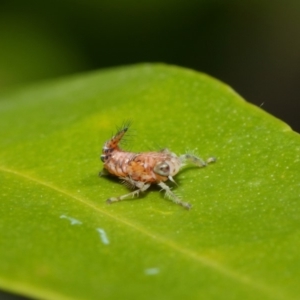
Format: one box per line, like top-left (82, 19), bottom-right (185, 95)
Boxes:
top-left (1, 0), bottom-right (300, 132)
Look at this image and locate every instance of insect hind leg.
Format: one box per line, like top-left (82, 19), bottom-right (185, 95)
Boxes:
top-left (106, 183), bottom-right (151, 204)
top-left (158, 182), bottom-right (191, 209)
top-left (179, 153), bottom-right (216, 167)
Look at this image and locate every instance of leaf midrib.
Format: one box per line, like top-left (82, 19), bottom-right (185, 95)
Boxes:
top-left (0, 165), bottom-right (288, 300)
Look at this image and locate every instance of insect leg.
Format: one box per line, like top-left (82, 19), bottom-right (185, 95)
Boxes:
top-left (99, 168), bottom-right (110, 177)
top-left (179, 154), bottom-right (216, 167)
top-left (158, 182), bottom-right (191, 209)
top-left (159, 148), bottom-right (171, 154)
top-left (120, 176), bottom-right (136, 190)
top-left (106, 183), bottom-right (151, 204)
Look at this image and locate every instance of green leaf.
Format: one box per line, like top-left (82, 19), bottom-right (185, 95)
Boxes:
top-left (1, 64), bottom-right (300, 300)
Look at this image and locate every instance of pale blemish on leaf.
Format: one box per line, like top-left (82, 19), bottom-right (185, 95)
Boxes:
top-left (60, 214), bottom-right (82, 225)
top-left (96, 228), bottom-right (110, 245)
top-left (144, 268), bottom-right (160, 275)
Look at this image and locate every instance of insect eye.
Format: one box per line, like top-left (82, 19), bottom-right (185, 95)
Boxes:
top-left (154, 162), bottom-right (170, 176)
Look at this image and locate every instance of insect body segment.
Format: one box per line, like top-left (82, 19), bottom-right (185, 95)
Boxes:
top-left (100, 127), bottom-right (128, 163)
top-left (100, 126), bottom-right (215, 209)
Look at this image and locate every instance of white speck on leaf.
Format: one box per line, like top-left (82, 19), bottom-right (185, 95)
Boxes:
top-left (144, 268), bottom-right (160, 275)
top-left (60, 215), bottom-right (82, 225)
top-left (96, 228), bottom-right (110, 245)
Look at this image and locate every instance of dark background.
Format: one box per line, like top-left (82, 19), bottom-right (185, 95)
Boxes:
top-left (0, 0), bottom-right (299, 130)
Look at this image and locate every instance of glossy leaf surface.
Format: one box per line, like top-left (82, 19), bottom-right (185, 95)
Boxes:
top-left (0, 64), bottom-right (300, 300)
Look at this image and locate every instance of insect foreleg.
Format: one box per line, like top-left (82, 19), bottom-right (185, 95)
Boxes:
top-left (106, 182), bottom-right (151, 204)
top-left (99, 168), bottom-right (110, 177)
top-left (158, 182), bottom-right (191, 210)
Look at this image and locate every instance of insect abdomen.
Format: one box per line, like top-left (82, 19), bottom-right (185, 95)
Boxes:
top-left (101, 126), bottom-right (129, 163)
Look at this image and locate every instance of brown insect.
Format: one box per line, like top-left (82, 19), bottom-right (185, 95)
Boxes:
top-left (100, 125), bottom-right (215, 209)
